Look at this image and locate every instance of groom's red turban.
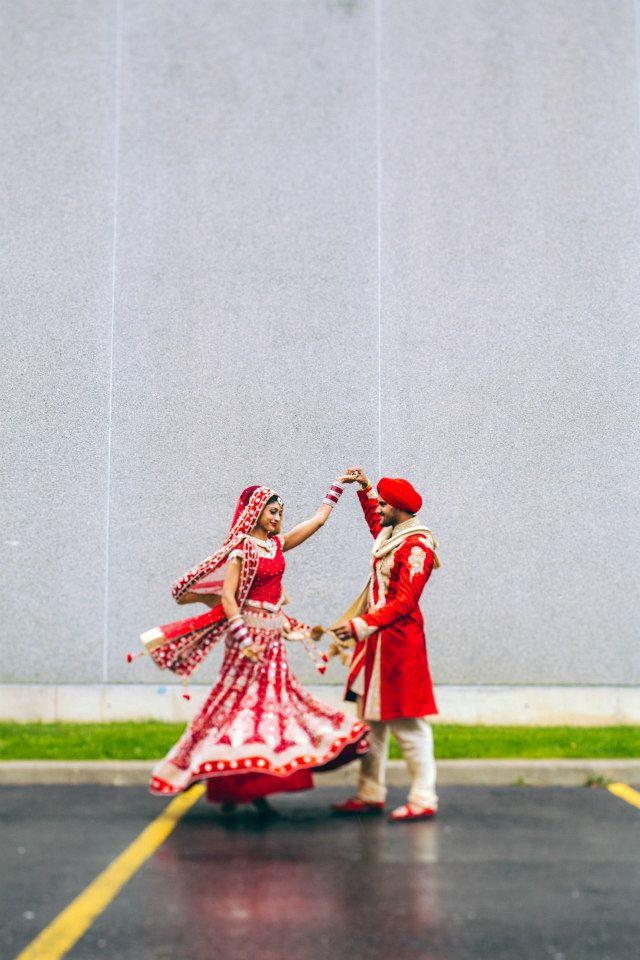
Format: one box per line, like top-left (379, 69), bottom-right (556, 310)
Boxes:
top-left (376, 477), bottom-right (422, 514)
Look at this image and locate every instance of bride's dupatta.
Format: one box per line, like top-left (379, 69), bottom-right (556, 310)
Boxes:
top-left (138, 486), bottom-right (272, 678)
top-left (136, 484), bottom-right (322, 679)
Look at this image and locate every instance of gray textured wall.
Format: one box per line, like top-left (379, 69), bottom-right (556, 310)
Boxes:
top-left (2, 0), bottom-right (639, 690)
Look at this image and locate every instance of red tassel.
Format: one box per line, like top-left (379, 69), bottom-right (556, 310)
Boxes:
top-left (182, 693), bottom-right (191, 701)
top-left (126, 652), bottom-right (134, 663)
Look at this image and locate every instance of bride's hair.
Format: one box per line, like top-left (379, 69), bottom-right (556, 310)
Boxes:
top-left (262, 493), bottom-right (283, 536)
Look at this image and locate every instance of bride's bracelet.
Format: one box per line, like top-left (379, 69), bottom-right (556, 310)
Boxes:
top-left (322, 481), bottom-right (344, 507)
top-left (227, 615), bottom-right (252, 649)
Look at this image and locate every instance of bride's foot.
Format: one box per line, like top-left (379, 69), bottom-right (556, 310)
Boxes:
top-left (220, 802), bottom-right (237, 815)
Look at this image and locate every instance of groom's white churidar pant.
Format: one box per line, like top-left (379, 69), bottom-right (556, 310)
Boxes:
top-left (356, 705), bottom-right (439, 809)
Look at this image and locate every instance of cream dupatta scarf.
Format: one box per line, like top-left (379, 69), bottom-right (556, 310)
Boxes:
top-left (318, 518), bottom-right (441, 673)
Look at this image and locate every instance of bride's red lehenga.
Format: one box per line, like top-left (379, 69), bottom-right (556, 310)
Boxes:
top-left (144, 485), bottom-right (369, 802)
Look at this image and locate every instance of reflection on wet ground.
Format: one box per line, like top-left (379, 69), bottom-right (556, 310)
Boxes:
top-left (2, 785), bottom-right (639, 960)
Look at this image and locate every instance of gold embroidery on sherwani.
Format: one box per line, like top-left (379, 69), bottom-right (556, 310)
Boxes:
top-left (355, 617), bottom-right (378, 641)
top-left (370, 517), bottom-right (441, 568)
top-left (363, 639), bottom-right (382, 720)
top-left (408, 545), bottom-right (427, 579)
top-left (370, 549), bottom-right (395, 609)
top-left (349, 643), bottom-right (366, 678)
top-left (338, 517), bottom-right (440, 630)
top-left (332, 515), bottom-right (441, 709)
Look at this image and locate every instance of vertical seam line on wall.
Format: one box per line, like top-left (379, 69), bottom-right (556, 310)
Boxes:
top-left (103, 0), bottom-right (123, 683)
top-left (634, 1), bottom-right (640, 192)
top-left (375, 0), bottom-right (382, 475)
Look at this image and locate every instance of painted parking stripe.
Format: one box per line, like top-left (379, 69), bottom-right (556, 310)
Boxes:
top-left (13, 784), bottom-right (205, 960)
top-left (607, 782), bottom-right (640, 810)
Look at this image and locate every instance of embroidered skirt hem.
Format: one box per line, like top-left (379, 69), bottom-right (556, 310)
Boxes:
top-left (150, 722), bottom-right (368, 798)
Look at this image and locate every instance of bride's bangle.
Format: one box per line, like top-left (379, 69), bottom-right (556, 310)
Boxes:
top-left (228, 615), bottom-right (251, 648)
top-left (322, 481), bottom-right (344, 507)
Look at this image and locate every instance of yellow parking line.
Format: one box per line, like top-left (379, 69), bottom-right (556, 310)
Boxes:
top-left (14, 784), bottom-right (205, 960)
top-left (607, 782), bottom-right (640, 810)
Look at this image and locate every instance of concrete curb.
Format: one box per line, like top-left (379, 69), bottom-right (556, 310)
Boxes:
top-left (1, 759), bottom-right (638, 787)
top-left (4, 684), bottom-right (640, 725)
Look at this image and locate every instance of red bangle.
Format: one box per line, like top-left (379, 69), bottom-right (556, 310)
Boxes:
top-left (228, 617), bottom-right (250, 647)
top-left (322, 482), bottom-right (344, 507)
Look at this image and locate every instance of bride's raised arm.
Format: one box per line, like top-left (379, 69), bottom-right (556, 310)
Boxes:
top-left (282, 474), bottom-right (353, 552)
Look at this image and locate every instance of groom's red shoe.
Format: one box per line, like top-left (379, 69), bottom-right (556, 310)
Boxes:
top-left (388, 803), bottom-right (437, 822)
top-left (331, 797), bottom-right (385, 815)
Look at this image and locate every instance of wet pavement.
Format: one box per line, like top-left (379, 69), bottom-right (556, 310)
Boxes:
top-left (2, 784), bottom-right (639, 960)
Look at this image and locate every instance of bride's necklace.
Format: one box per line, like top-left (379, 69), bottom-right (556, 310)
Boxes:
top-left (249, 535), bottom-right (277, 557)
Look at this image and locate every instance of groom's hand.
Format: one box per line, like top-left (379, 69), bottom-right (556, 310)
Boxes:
top-left (339, 466), bottom-right (370, 488)
top-left (338, 469), bottom-right (359, 484)
top-left (333, 622), bottom-right (354, 641)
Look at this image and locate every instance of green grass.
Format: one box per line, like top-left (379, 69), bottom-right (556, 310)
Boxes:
top-left (396, 726), bottom-right (640, 759)
top-left (0, 722), bottom-right (638, 761)
top-left (0, 723), bottom-right (184, 761)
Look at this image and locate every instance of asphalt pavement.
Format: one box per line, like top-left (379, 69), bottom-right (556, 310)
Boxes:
top-left (2, 784), bottom-right (639, 960)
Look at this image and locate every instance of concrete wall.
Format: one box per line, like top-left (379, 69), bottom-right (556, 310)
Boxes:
top-left (2, 1), bottom-right (639, 703)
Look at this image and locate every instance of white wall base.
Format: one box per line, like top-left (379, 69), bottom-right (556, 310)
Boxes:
top-left (1, 684), bottom-right (639, 725)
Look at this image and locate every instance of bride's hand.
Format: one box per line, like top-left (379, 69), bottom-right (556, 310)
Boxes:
top-left (176, 590), bottom-right (200, 605)
top-left (339, 466), bottom-right (369, 488)
top-left (338, 467), bottom-right (362, 485)
top-left (241, 642), bottom-right (264, 662)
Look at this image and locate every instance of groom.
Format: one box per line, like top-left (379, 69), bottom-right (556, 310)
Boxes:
top-left (332, 467), bottom-right (440, 821)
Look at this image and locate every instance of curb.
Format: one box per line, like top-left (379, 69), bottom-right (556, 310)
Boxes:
top-left (1, 759), bottom-right (638, 787)
top-left (4, 684), bottom-right (640, 726)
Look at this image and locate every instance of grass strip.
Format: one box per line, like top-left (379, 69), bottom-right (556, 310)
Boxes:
top-left (391, 725), bottom-right (640, 759)
top-left (0, 722), bottom-right (638, 761)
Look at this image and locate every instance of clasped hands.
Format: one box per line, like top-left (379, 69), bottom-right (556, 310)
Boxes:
top-left (338, 466), bottom-right (370, 489)
top-left (331, 465), bottom-right (371, 643)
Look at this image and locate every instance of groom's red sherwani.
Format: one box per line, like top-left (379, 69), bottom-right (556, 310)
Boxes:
top-left (345, 486), bottom-right (439, 721)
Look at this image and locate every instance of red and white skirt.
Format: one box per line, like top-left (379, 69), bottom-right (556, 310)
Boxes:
top-left (150, 605), bottom-right (369, 801)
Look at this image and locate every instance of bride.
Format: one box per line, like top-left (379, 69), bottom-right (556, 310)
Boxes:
top-left (141, 479), bottom-right (368, 808)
